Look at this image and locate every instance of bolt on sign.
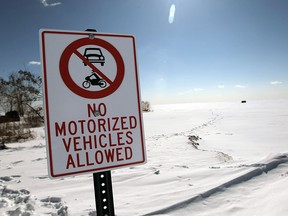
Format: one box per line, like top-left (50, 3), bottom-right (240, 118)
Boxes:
top-left (40, 29), bottom-right (146, 178)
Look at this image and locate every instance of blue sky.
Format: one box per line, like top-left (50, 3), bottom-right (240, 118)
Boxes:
top-left (1, 0), bottom-right (288, 104)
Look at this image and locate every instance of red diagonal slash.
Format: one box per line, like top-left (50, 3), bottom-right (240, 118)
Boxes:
top-left (73, 50), bottom-right (113, 85)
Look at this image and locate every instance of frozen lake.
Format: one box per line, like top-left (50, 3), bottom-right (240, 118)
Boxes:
top-left (1, 99), bottom-right (288, 215)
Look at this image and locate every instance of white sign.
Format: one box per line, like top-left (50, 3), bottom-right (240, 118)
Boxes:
top-left (40, 29), bottom-right (146, 178)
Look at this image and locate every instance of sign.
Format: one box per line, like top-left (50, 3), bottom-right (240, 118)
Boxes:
top-left (40, 29), bottom-right (146, 178)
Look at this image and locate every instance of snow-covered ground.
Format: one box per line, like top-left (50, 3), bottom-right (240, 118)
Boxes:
top-left (1, 100), bottom-right (288, 216)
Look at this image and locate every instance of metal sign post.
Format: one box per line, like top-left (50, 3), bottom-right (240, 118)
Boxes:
top-left (93, 171), bottom-right (115, 216)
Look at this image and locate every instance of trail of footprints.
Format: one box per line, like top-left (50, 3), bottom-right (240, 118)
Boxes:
top-left (147, 112), bottom-right (223, 141)
top-left (0, 176), bottom-right (68, 216)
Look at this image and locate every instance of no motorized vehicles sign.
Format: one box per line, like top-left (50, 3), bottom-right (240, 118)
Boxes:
top-left (40, 29), bottom-right (146, 178)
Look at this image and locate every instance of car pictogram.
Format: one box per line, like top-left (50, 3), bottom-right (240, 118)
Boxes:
top-left (83, 47), bottom-right (105, 66)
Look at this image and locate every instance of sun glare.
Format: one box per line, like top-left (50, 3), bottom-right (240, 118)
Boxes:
top-left (169, 4), bottom-right (176, 24)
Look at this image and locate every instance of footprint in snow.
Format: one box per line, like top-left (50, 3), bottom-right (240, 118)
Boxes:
top-left (12, 160), bottom-right (24, 165)
top-left (0, 176), bottom-right (14, 182)
top-left (41, 196), bottom-right (68, 215)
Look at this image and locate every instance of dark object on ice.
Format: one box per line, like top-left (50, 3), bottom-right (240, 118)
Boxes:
top-left (188, 135), bottom-right (201, 149)
top-left (188, 135), bottom-right (201, 142)
top-left (241, 100), bottom-right (247, 103)
top-left (154, 170), bottom-right (160, 175)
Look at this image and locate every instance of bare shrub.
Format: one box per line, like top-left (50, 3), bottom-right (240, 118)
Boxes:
top-left (142, 101), bottom-right (151, 112)
top-left (0, 122), bottom-right (33, 144)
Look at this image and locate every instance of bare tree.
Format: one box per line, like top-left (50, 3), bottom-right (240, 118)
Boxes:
top-left (0, 78), bottom-right (14, 112)
top-left (0, 70), bottom-right (42, 117)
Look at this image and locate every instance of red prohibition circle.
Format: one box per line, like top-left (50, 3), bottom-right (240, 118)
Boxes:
top-left (59, 37), bottom-right (125, 99)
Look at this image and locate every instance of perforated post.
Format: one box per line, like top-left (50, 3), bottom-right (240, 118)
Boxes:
top-left (93, 171), bottom-right (115, 216)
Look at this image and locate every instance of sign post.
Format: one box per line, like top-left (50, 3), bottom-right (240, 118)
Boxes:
top-left (93, 171), bottom-right (115, 216)
top-left (40, 29), bottom-right (146, 215)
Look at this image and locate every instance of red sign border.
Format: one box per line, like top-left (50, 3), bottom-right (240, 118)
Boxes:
top-left (40, 30), bottom-right (146, 178)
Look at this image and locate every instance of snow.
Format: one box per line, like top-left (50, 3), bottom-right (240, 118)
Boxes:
top-left (1, 99), bottom-right (288, 216)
